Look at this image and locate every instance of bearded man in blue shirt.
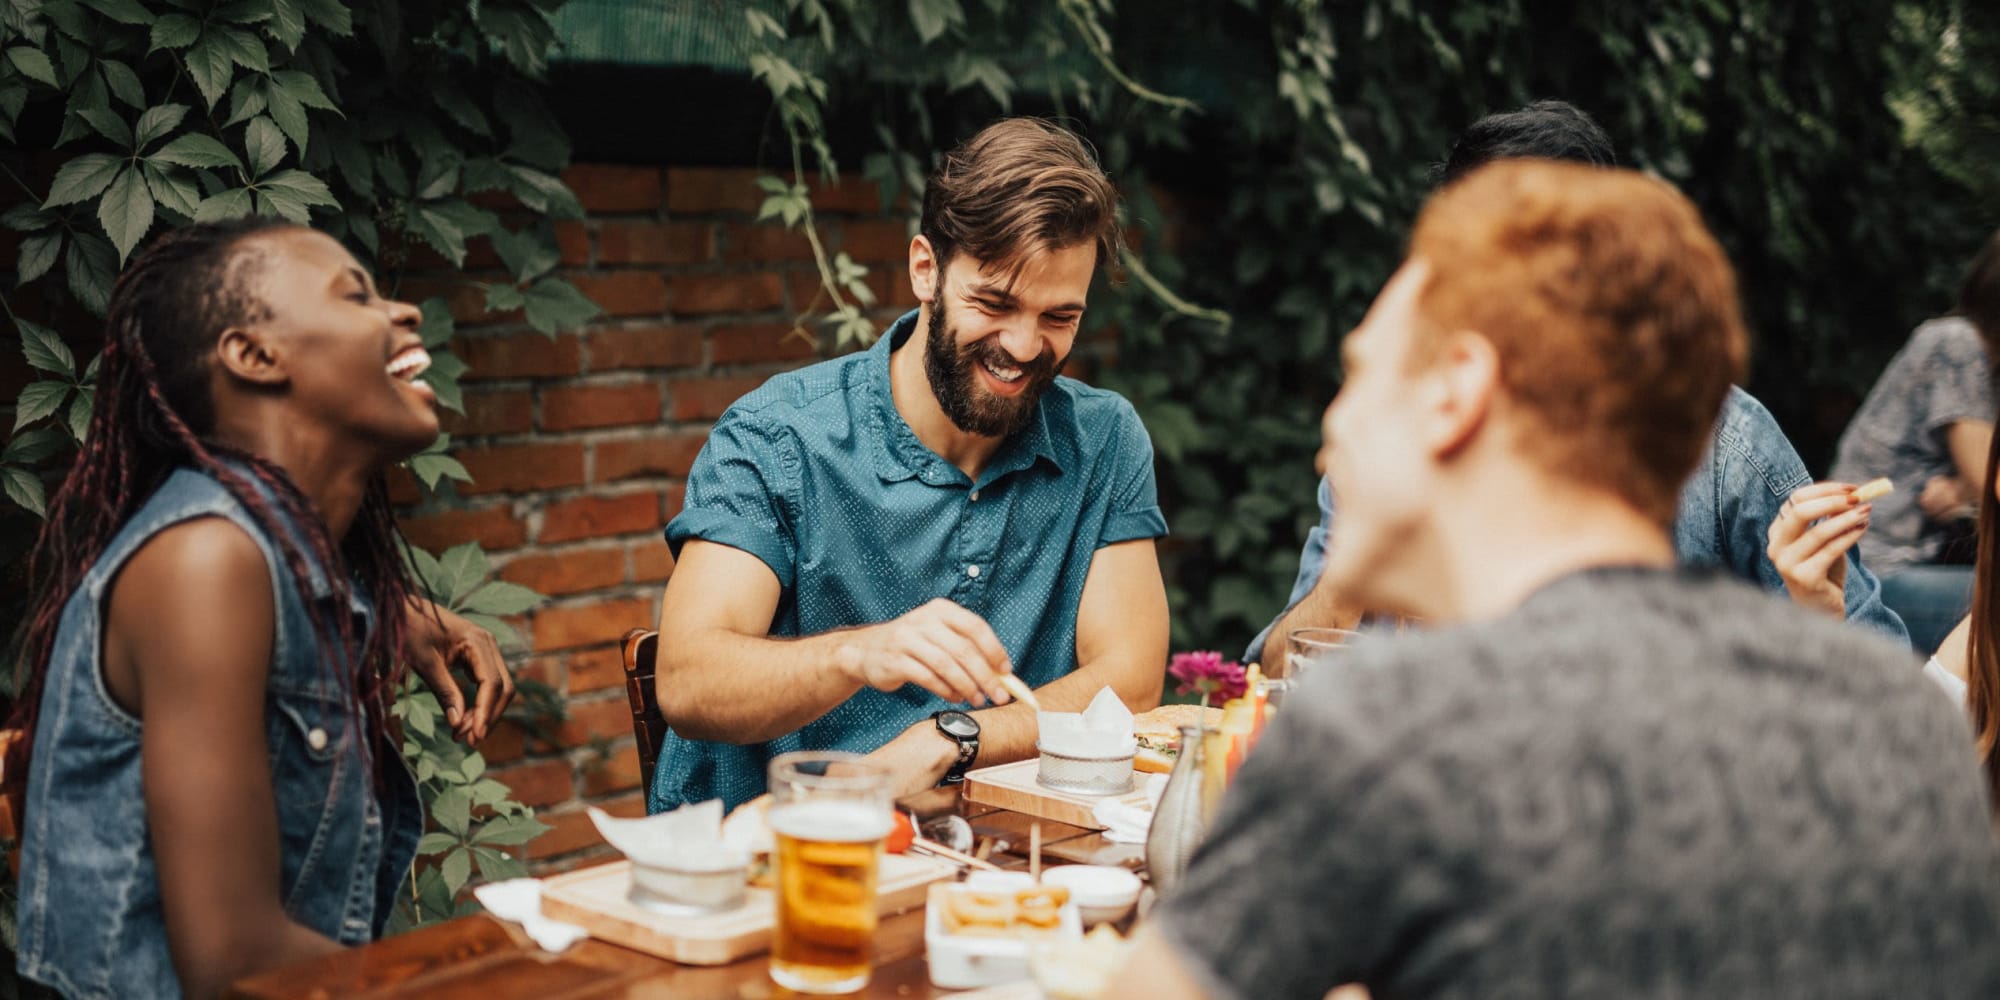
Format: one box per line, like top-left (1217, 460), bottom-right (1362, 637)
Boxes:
top-left (648, 118), bottom-right (1169, 811)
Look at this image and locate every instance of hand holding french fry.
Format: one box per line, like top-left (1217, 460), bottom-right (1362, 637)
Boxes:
top-left (1766, 480), bottom-right (1885, 621)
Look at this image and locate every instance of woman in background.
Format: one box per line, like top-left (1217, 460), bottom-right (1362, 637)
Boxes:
top-left (1831, 229), bottom-right (2000, 653)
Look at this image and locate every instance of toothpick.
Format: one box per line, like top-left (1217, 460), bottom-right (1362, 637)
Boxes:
top-left (1030, 821), bottom-right (1042, 882)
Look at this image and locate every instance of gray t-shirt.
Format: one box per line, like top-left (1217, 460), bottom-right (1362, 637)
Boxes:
top-left (1161, 567), bottom-right (2000, 1000)
top-left (1831, 317), bottom-right (1993, 571)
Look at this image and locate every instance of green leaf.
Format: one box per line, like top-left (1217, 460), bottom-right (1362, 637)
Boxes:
top-left (259, 168), bottom-right (336, 206)
top-left (404, 696), bottom-right (437, 739)
top-left (82, 0), bottom-right (152, 25)
top-left (66, 390), bottom-right (93, 443)
top-left (2, 467), bottom-right (46, 517)
top-left (459, 753), bottom-right (486, 782)
top-left (272, 69), bottom-right (336, 111)
top-left (215, 28), bottom-right (269, 73)
top-left (134, 104), bottom-right (189, 148)
top-left (44, 154), bottom-right (123, 209)
top-left (3, 428), bottom-right (66, 464)
top-left (433, 786), bottom-right (472, 838)
top-left (419, 298), bottom-right (455, 348)
top-left (6, 48), bottom-right (57, 88)
top-left (225, 75), bottom-right (268, 127)
top-left (298, 0), bottom-right (352, 36)
top-left (18, 319), bottom-right (75, 376)
top-left (149, 14), bottom-right (202, 51)
top-left (489, 226), bottom-right (558, 283)
top-left (65, 234), bottom-right (117, 316)
top-left (141, 162), bottom-right (203, 220)
top-left (16, 231), bottom-right (61, 285)
top-left (266, 0), bottom-right (306, 51)
top-left (194, 187), bottom-right (254, 223)
top-left (264, 80), bottom-right (308, 157)
top-left (14, 381), bottom-right (69, 431)
top-left (408, 205), bottom-right (468, 265)
top-left (440, 849), bottom-right (471, 895)
top-left (461, 581), bottom-right (541, 617)
top-left (522, 278), bottom-right (601, 336)
top-left (416, 831), bottom-right (459, 856)
top-left (908, 0), bottom-right (964, 44)
top-left (470, 814), bottom-right (548, 847)
top-left (484, 284), bottom-right (526, 312)
top-left (505, 165), bottom-right (582, 219)
top-left (433, 81), bottom-right (490, 136)
top-left (99, 167), bottom-right (155, 263)
top-left (99, 60), bottom-right (144, 109)
top-left (182, 33), bottom-right (233, 109)
top-left (78, 104), bottom-right (133, 147)
top-left (151, 132), bottom-right (243, 170)
top-left (408, 452), bottom-right (470, 490)
top-left (2, 204), bottom-right (58, 232)
top-left (439, 542), bottom-right (489, 606)
top-left (407, 543), bottom-right (445, 597)
top-left (217, 0), bottom-right (274, 24)
top-left (243, 116), bottom-right (285, 176)
top-left (424, 351), bottom-right (466, 413)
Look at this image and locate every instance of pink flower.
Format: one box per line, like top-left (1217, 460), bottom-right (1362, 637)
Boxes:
top-left (1167, 650), bottom-right (1248, 704)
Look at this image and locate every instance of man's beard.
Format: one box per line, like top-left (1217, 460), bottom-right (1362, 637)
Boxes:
top-left (923, 298), bottom-right (1065, 438)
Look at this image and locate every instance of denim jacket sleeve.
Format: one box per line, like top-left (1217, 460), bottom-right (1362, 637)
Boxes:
top-left (1676, 387), bottom-right (1911, 649)
top-left (1246, 477), bottom-right (1337, 664)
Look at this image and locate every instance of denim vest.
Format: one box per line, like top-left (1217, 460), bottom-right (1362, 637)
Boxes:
top-left (15, 467), bottom-right (421, 999)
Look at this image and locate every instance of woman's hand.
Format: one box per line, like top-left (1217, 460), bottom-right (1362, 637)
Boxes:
top-left (403, 600), bottom-right (515, 745)
top-left (1766, 482), bottom-right (1872, 620)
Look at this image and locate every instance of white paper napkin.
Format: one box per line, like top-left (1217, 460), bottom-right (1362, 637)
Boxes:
top-left (1091, 773), bottom-right (1167, 843)
top-left (587, 800), bottom-right (748, 872)
top-left (473, 878), bottom-right (589, 953)
top-left (1039, 687), bottom-right (1137, 758)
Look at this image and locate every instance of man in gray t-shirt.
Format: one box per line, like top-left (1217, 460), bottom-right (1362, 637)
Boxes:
top-left (1113, 162), bottom-right (2000, 998)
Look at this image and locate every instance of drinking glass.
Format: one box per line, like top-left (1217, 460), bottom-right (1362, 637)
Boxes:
top-left (767, 752), bottom-right (893, 994)
top-left (1285, 627), bottom-right (1362, 689)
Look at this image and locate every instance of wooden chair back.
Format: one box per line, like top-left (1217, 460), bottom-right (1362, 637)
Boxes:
top-left (620, 629), bottom-right (666, 795)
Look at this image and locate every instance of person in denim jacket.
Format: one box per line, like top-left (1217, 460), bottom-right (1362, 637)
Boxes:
top-left (7, 220), bottom-right (512, 999)
top-left (1248, 102), bottom-right (1907, 666)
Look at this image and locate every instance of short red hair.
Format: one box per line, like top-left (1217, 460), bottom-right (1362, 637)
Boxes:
top-left (1408, 161), bottom-right (1749, 524)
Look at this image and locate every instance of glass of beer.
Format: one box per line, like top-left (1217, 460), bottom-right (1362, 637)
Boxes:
top-left (767, 751), bottom-right (893, 994)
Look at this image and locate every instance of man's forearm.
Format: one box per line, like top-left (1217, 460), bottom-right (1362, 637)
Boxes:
top-left (656, 628), bottom-right (863, 744)
top-left (967, 655), bottom-right (1164, 768)
top-left (1257, 579), bottom-right (1364, 674)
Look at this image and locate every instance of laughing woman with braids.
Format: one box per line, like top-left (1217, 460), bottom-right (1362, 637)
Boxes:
top-left (6, 219), bottom-right (515, 999)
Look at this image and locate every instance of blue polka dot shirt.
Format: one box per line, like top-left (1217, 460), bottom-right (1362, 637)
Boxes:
top-left (649, 309), bottom-right (1167, 812)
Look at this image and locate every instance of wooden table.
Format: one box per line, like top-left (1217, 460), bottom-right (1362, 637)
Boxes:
top-left (227, 788), bottom-right (1141, 999)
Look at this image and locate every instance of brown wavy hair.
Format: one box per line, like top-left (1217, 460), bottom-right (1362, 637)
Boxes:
top-left (920, 117), bottom-right (1124, 285)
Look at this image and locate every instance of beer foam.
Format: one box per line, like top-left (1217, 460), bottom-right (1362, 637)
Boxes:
top-left (769, 800), bottom-right (892, 843)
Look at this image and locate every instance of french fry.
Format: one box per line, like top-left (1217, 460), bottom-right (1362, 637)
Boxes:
top-left (1853, 477), bottom-right (1894, 503)
top-left (999, 673), bottom-right (1041, 711)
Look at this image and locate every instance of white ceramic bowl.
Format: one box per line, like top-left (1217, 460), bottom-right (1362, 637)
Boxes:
top-left (1041, 865), bottom-right (1142, 926)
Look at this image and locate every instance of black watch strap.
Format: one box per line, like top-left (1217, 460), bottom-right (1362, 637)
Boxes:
top-left (933, 711), bottom-right (980, 785)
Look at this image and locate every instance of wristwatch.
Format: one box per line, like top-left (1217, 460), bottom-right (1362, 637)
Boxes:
top-left (931, 709), bottom-right (981, 785)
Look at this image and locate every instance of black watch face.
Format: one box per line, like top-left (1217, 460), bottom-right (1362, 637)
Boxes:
top-left (936, 710), bottom-right (979, 739)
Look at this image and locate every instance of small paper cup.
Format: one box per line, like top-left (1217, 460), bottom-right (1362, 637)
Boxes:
top-left (1035, 742), bottom-right (1136, 796)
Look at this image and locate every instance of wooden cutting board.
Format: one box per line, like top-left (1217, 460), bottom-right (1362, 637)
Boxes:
top-left (962, 758), bottom-right (1154, 830)
top-left (538, 853), bottom-right (958, 966)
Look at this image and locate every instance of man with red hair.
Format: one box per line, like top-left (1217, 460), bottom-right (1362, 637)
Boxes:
top-left (1117, 162), bottom-right (2000, 998)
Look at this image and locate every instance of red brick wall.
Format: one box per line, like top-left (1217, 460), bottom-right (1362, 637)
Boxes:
top-left (395, 164), bottom-right (921, 871)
